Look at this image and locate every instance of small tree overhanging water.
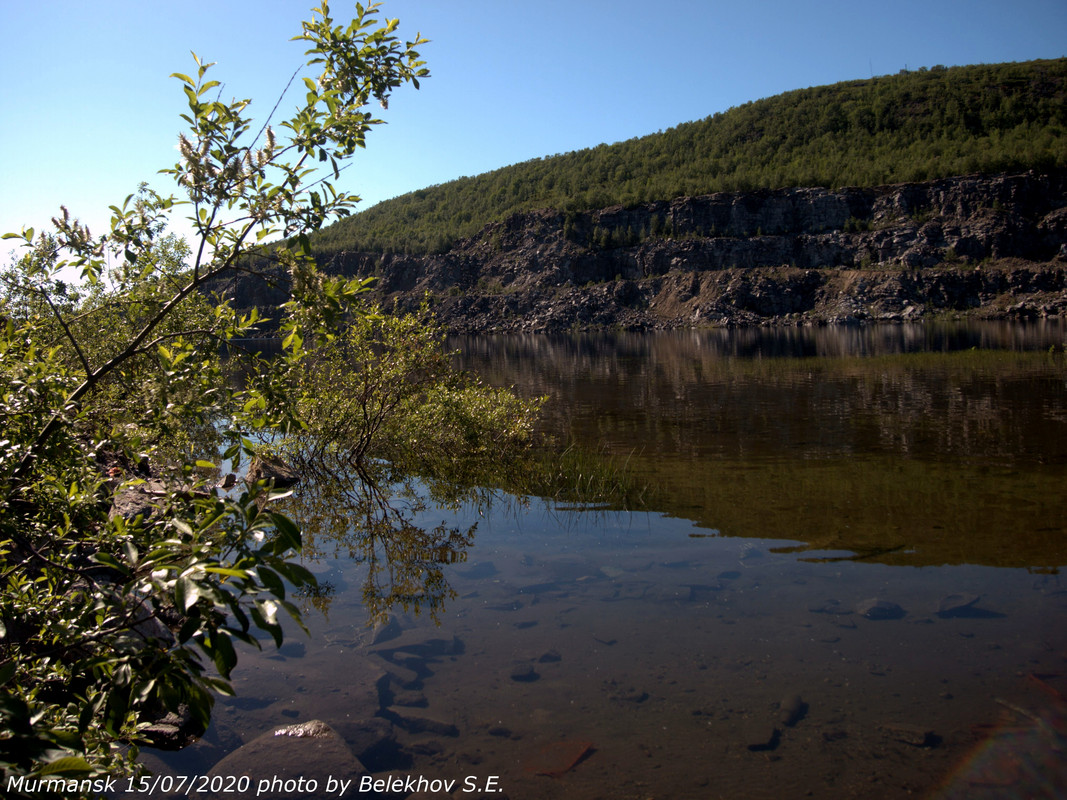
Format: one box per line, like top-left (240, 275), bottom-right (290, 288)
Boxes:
top-left (269, 301), bottom-right (545, 626)
top-left (0, 3), bottom-right (653, 786)
top-left (0, 2), bottom-right (519, 790)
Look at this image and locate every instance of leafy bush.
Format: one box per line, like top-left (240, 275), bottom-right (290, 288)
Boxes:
top-left (0, 2), bottom-right (453, 791)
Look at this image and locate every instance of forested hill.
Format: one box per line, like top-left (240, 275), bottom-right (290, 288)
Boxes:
top-left (310, 58), bottom-right (1067, 258)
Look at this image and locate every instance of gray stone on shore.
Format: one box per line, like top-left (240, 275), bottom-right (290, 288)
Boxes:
top-left (109, 479), bottom-right (171, 521)
top-left (141, 704), bottom-right (202, 750)
top-left (195, 720), bottom-right (374, 800)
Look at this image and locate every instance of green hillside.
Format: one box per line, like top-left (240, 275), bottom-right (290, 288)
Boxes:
top-left (312, 59), bottom-right (1067, 257)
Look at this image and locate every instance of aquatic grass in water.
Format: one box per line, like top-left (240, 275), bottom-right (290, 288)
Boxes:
top-left (524, 442), bottom-right (657, 511)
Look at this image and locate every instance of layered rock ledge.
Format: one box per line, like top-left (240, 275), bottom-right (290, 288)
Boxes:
top-left (230, 171), bottom-right (1067, 332)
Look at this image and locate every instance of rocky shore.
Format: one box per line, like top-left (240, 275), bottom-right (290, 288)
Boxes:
top-left (414, 261), bottom-right (1067, 332)
top-left (228, 171), bottom-right (1067, 332)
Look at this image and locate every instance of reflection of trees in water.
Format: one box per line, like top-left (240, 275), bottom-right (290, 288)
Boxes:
top-left (452, 325), bottom-right (1067, 465)
top-left (276, 441), bottom-right (650, 623)
top-left (258, 307), bottom-right (546, 624)
top-left (452, 320), bottom-right (1067, 370)
top-left (448, 327), bottom-right (1067, 568)
top-left (295, 578), bottom-right (337, 621)
top-left (278, 454), bottom-right (487, 625)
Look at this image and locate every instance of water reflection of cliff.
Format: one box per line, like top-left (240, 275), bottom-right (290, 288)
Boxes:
top-left (450, 322), bottom-right (1067, 569)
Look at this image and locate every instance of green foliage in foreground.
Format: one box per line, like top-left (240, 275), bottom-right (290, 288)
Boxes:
top-left (1, 3), bottom-right (628, 789)
top-left (0, 3), bottom-right (544, 793)
top-left (313, 58), bottom-right (1067, 256)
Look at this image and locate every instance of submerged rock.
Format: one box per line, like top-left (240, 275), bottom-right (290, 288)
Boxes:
top-left (879, 722), bottom-right (940, 747)
top-left (390, 689), bottom-right (428, 708)
top-left (615, 689), bottom-right (650, 704)
top-left (809, 599), bottom-right (853, 615)
top-left (778, 694), bottom-right (808, 727)
top-left (370, 614), bottom-right (403, 645)
top-left (509, 663), bottom-right (540, 682)
top-left (524, 740), bottom-right (595, 777)
top-left (854, 598), bottom-right (905, 620)
top-left (937, 593), bottom-right (982, 618)
top-left (338, 717), bottom-right (398, 771)
top-left (739, 544), bottom-right (764, 563)
top-left (382, 708), bottom-right (459, 737)
top-left (744, 723), bottom-right (781, 752)
top-left (458, 561), bottom-right (498, 580)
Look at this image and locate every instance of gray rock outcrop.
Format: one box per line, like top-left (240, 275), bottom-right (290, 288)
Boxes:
top-left (228, 170), bottom-right (1067, 332)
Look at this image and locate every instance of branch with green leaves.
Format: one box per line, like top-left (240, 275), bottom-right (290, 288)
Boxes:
top-left (1, 2), bottom-right (430, 788)
top-left (2, 0), bottom-right (427, 489)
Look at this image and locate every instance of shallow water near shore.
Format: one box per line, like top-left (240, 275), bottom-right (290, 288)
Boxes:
top-left (132, 321), bottom-right (1067, 799)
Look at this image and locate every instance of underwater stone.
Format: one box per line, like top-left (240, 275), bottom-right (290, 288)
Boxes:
top-left (510, 663), bottom-right (540, 682)
top-left (778, 695), bottom-right (808, 727)
top-left (391, 689), bottom-right (428, 708)
top-left (808, 599), bottom-right (852, 615)
top-left (743, 723), bottom-right (781, 752)
top-left (854, 598), bottom-right (905, 620)
top-left (879, 722), bottom-right (940, 747)
top-left (370, 615), bottom-right (403, 644)
top-left (459, 561), bottom-right (498, 580)
top-left (937, 593), bottom-right (982, 618)
top-left (385, 709), bottom-right (459, 737)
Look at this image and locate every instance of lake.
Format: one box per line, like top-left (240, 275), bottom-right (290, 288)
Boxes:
top-left (135, 321), bottom-right (1067, 799)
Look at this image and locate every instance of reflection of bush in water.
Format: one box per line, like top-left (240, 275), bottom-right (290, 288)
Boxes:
top-left (259, 307), bottom-right (653, 625)
top-left (274, 446), bottom-right (650, 627)
top-left (296, 579), bottom-right (335, 599)
top-left (295, 578), bottom-right (337, 621)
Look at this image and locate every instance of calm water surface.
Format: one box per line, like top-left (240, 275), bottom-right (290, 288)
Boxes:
top-left (140, 321), bottom-right (1067, 800)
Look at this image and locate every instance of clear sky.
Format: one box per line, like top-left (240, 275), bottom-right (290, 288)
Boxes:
top-left (1, 0), bottom-right (1065, 249)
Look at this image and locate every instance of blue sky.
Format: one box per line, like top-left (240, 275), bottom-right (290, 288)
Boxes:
top-left (1, 0), bottom-right (1065, 248)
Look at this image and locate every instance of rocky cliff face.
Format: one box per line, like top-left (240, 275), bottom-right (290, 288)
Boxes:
top-left (237, 171), bottom-right (1067, 331)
